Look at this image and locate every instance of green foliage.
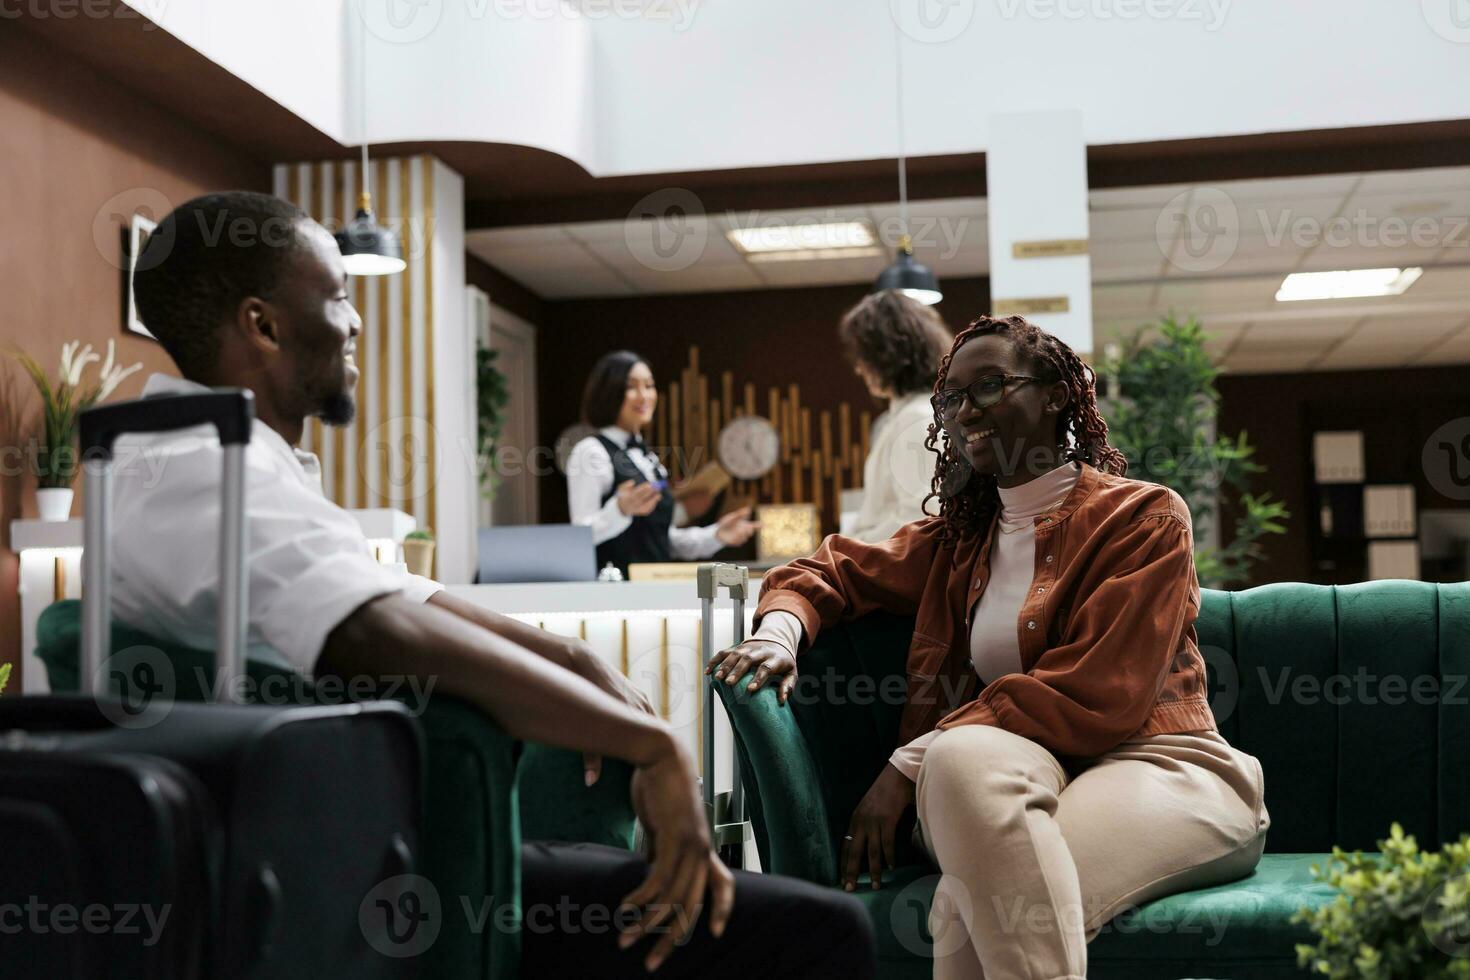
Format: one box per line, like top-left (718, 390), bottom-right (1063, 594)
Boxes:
top-left (476, 347), bottom-right (511, 500)
top-left (404, 528), bottom-right (434, 542)
top-left (1293, 822), bottom-right (1470, 979)
top-left (1099, 315), bottom-right (1289, 588)
top-left (0, 662), bottom-right (10, 695)
top-left (7, 341), bottom-right (142, 489)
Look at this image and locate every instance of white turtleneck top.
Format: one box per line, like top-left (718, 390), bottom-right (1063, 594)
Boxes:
top-left (751, 459), bottom-right (1083, 782)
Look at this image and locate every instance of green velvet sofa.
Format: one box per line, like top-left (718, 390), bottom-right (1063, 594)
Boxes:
top-left (714, 580), bottom-right (1470, 979)
top-left (33, 599), bottom-right (637, 980)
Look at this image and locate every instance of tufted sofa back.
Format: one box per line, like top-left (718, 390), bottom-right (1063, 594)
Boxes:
top-left (758, 580), bottom-right (1470, 875)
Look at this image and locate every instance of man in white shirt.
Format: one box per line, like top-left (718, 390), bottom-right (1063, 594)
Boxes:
top-left (122, 191), bottom-right (873, 978)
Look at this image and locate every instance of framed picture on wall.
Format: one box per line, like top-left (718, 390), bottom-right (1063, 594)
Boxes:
top-left (126, 213), bottom-right (157, 340)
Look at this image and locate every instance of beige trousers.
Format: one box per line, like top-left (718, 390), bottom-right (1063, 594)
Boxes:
top-left (913, 725), bottom-right (1269, 980)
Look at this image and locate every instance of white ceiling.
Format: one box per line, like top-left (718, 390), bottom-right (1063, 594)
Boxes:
top-left (467, 165), bottom-right (1470, 373)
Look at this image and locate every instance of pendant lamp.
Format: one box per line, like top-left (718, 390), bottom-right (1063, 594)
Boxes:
top-left (873, 20), bottom-right (941, 305)
top-left (336, 14), bottom-right (405, 277)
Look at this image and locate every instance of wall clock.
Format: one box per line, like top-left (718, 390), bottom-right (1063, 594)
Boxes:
top-left (718, 416), bottom-right (781, 480)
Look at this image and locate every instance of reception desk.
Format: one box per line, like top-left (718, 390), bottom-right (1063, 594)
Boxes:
top-left (11, 520), bottom-right (763, 799)
top-left (10, 510), bottom-right (418, 694)
top-left (446, 579), bottom-right (761, 789)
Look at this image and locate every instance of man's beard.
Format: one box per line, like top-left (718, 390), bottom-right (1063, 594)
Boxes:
top-left (319, 389), bottom-right (356, 427)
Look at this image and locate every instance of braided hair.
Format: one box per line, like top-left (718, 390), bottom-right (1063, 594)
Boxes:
top-left (922, 315), bottom-right (1127, 552)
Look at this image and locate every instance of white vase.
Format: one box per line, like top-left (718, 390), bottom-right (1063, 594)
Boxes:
top-left (37, 487), bottom-right (75, 522)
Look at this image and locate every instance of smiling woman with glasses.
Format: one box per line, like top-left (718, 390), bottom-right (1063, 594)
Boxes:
top-left (709, 313), bottom-right (1271, 980)
top-left (931, 373), bottom-right (1042, 420)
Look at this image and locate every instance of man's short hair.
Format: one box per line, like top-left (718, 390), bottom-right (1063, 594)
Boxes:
top-left (133, 191), bottom-right (311, 379)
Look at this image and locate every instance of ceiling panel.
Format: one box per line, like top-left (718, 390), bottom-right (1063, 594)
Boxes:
top-left (1406, 323), bottom-right (1470, 365)
top-left (1233, 196), bottom-right (1347, 239)
top-left (1153, 276), bottom-right (1280, 313)
top-left (1209, 174), bottom-right (1360, 203)
top-left (1093, 282), bottom-right (1158, 312)
top-left (467, 226), bottom-right (570, 251)
top-left (1314, 347), bottom-right (1411, 370)
top-left (1294, 242), bottom-right (1445, 272)
top-left (621, 262), bottom-right (767, 294)
top-left (475, 241), bottom-right (606, 280)
top-left (1089, 207), bottom-right (1174, 244)
top-left (1355, 167), bottom-right (1470, 194)
top-left (1220, 349), bottom-right (1321, 374)
top-left (1397, 265), bottom-right (1470, 296)
top-left (1337, 313), bottom-right (1468, 350)
top-left (507, 262), bottom-right (634, 298)
top-left (1090, 239), bottom-right (1169, 280)
top-left (1240, 319), bottom-right (1359, 345)
top-left (1089, 183), bottom-right (1195, 210)
top-left (751, 255), bottom-right (886, 287)
top-left (867, 197), bottom-right (986, 222)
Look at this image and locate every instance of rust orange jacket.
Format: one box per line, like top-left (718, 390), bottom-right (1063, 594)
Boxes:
top-left (753, 460), bottom-right (1217, 764)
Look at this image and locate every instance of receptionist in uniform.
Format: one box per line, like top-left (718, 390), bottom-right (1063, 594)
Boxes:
top-left (566, 350), bottom-right (760, 576)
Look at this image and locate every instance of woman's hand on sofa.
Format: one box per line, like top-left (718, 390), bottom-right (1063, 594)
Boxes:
top-left (704, 638), bottom-right (798, 706)
top-left (841, 763), bottom-right (916, 892)
top-left (620, 733), bottom-right (735, 971)
top-left (571, 642), bottom-right (656, 786)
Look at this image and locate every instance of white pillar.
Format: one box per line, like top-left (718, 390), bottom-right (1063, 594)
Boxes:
top-left (430, 158), bottom-right (474, 584)
top-left (985, 110), bottom-right (1094, 359)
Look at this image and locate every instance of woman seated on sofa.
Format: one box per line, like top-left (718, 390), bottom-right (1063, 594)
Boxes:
top-left (705, 314), bottom-right (1271, 980)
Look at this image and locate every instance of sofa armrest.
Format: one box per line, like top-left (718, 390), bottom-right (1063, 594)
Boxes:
top-left (517, 744), bottom-right (637, 849)
top-left (713, 682), bottom-right (840, 885)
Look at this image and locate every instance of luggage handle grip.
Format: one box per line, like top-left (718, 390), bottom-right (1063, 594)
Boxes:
top-left (79, 390), bottom-right (254, 701)
top-left (79, 390), bottom-right (254, 461)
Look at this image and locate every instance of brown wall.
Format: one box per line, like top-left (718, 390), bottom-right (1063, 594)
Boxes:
top-left (0, 28), bottom-right (270, 686)
top-left (534, 277), bottom-right (991, 523)
top-left (1217, 366), bottom-right (1470, 587)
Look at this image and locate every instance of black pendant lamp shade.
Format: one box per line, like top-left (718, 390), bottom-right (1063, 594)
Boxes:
top-left (336, 190), bottom-right (406, 276)
top-left (874, 234), bottom-right (942, 305)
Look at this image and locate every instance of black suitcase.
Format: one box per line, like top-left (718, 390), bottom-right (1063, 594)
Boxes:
top-left (0, 390), bottom-right (424, 980)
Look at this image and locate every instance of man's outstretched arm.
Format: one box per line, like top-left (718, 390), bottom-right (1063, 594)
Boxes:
top-left (319, 594), bottom-right (735, 972)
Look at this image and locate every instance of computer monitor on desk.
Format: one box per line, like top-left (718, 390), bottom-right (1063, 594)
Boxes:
top-left (474, 525), bottom-right (597, 584)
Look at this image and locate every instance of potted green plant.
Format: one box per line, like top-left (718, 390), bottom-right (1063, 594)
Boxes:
top-left (402, 528), bottom-right (435, 579)
top-left (1293, 821), bottom-right (1470, 978)
top-left (0, 662), bottom-right (11, 696)
top-left (9, 340), bottom-right (142, 521)
top-left (476, 346), bottom-right (510, 500)
top-left (1099, 315), bottom-right (1289, 588)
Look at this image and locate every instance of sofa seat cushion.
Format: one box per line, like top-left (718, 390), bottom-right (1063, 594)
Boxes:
top-left (847, 853), bottom-right (1339, 978)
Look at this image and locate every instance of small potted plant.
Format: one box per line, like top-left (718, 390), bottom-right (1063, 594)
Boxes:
top-left (1293, 821), bottom-right (1470, 978)
top-left (401, 528), bottom-right (435, 579)
top-left (9, 340), bottom-right (142, 521)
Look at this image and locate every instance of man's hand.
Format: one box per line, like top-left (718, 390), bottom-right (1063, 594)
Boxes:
top-left (713, 506), bottom-right (760, 547)
top-left (705, 637), bottom-right (798, 705)
top-left (841, 764), bottom-right (915, 891)
top-left (568, 641), bottom-right (655, 786)
top-left (620, 735), bottom-right (735, 972)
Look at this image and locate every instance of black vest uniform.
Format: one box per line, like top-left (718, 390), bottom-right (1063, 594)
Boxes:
top-left (594, 434), bottom-right (675, 578)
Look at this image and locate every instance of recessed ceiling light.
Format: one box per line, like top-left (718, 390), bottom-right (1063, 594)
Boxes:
top-left (1275, 267), bottom-right (1423, 302)
top-left (727, 221), bottom-right (877, 256)
top-left (1391, 199), bottom-right (1450, 218)
top-left (744, 246), bottom-right (885, 264)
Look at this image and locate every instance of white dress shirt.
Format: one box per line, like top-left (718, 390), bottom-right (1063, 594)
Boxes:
top-left (564, 426), bottom-right (724, 560)
top-left (848, 391), bottom-right (937, 543)
top-left (754, 460), bottom-right (1082, 781)
top-left (109, 374), bottom-right (442, 676)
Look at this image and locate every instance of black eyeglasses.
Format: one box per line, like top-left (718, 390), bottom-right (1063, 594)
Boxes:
top-left (931, 375), bottom-right (1040, 419)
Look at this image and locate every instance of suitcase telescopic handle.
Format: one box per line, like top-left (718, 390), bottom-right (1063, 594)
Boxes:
top-left (79, 390), bottom-right (255, 704)
top-left (698, 563), bottom-right (750, 860)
